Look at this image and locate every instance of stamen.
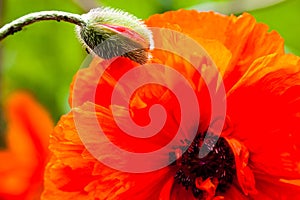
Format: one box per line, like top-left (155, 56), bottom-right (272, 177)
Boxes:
top-left (173, 131), bottom-right (236, 199)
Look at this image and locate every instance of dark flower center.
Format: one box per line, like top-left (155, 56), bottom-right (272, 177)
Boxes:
top-left (171, 131), bottom-right (236, 199)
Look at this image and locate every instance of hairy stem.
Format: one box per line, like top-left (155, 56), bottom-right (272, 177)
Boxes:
top-left (0, 0), bottom-right (5, 144)
top-left (0, 10), bottom-right (86, 41)
top-left (0, 10), bottom-right (86, 138)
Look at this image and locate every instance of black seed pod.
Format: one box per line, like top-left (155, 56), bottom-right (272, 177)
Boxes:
top-left (173, 132), bottom-right (236, 199)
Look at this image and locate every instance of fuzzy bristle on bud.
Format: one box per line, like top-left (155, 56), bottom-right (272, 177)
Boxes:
top-left (76, 7), bottom-right (153, 64)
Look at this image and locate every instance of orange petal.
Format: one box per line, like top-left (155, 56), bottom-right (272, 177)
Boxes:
top-left (223, 13), bottom-right (284, 90)
top-left (195, 177), bottom-right (217, 199)
top-left (224, 138), bottom-right (257, 196)
top-left (145, 10), bottom-right (284, 92)
top-left (69, 56), bottom-right (138, 108)
top-left (0, 91), bottom-right (53, 199)
top-left (221, 184), bottom-right (249, 200)
top-left (253, 175), bottom-right (300, 199)
top-left (227, 54), bottom-right (300, 179)
top-left (42, 103), bottom-right (174, 200)
top-left (145, 10), bottom-right (231, 43)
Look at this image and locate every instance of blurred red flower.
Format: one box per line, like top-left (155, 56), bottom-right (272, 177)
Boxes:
top-left (42, 10), bottom-right (300, 199)
top-left (0, 91), bottom-right (53, 200)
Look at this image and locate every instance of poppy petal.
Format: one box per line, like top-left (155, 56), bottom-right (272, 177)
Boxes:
top-left (227, 53), bottom-right (300, 179)
top-left (0, 91), bottom-right (53, 199)
top-left (145, 10), bottom-right (284, 91)
top-left (42, 103), bottom-right (175, 199)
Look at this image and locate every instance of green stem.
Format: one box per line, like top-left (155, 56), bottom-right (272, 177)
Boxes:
top-left (0, 10), bottom-right (86, 41)
top-left (0, 10), bottom-right (87, 140)
top-left (0, 0), bottom-right (5, 147)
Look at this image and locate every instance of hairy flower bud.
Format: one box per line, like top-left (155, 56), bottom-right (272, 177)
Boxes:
top-left (76, 7), bottom-right (154, 64)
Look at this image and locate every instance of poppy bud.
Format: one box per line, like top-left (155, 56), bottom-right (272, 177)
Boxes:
top-left (76, 7), bottom-right (154, 64)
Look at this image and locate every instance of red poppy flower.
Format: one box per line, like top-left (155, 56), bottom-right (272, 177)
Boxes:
top-left (42, 10), bottom-right (300, 199)
top-left (0, 91), bottom-right (53, 200)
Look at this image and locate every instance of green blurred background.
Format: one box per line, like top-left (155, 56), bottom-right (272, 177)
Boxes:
top-left (0, 0), bottom-right (299, 123)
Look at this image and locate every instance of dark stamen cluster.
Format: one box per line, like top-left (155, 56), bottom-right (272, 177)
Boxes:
top-left (173, 131), bottom-right (236, 199)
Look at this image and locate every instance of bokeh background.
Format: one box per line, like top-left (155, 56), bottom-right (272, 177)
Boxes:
top-left (0, 0), bottom-right (299, 198)
top-left (0, 0), bottom-right (300, 129)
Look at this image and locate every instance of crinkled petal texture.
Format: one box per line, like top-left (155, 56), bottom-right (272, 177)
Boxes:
top-left (0, 91), bottom-right (53, 200)
top-left (43, 9), bottom-right (300, 200)
top-left (42, 102), bottom-right (176, 200)
top-left (146, 10), bottom-right (285, 91)
top-left (226, 54), bottom-right (300, 199)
